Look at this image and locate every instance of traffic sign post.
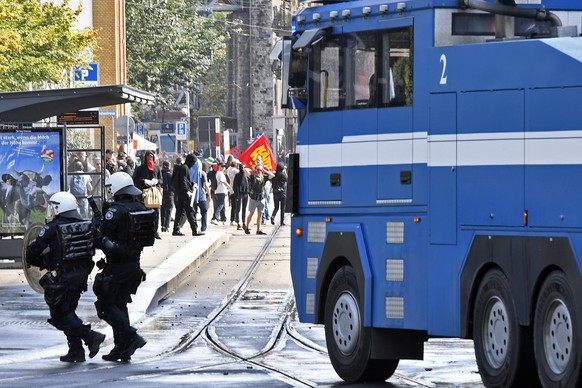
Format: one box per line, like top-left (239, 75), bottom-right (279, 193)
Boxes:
top-left (176, 121), bottom-right (187, 140)
top-left (114, 116), bottom-right (135, 146)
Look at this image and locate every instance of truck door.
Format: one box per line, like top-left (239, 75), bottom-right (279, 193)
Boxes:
top-left (429, 93), bottom-right (457, 245)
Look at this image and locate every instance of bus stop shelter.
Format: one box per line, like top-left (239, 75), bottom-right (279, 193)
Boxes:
top-left (0, 84), bottom-right (154, 268)
top-left (0, 84), bottom-right (154, 122)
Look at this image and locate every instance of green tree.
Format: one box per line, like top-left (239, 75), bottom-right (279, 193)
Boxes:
top-left (126, 0), bottom-right (231, 115)
top-left (0, 0), bottom-right (96, 91)
top-left (194, 39), bottom-right (227, 117)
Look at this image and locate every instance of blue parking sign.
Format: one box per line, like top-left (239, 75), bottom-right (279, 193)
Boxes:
top-left (74, 63), bottom-right (98, 82)
top-left (176, 121), bottom-right (187, 140)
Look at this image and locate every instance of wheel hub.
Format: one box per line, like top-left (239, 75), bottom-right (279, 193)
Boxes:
top-left (482, 297), bottom-right (509, 368)
top-left (332, 292), bottom-right (360, 356)
top-left (543, 299), bottom-right (572, 374)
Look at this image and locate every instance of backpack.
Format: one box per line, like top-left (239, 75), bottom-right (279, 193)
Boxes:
top-left (248, 174), bottom-right (264, 201)
top-left (70, 174), bottom-right (86, 196)
top-left (208, 170), bottom-right (217, 191)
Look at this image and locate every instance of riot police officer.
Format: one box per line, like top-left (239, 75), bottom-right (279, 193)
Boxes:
top-left (94, 172), bottom-right (157, 361)
top-left (26, 191), bottom-right (105, 362)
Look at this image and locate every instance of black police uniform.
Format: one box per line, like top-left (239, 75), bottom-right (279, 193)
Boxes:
top-left (94, 194), bottom-right (156, 361)
top-left (26, 210), bottom-right (105, 362)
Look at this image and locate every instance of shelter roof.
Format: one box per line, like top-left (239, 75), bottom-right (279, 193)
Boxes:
top-left (0, 85), bottom-right (154, 122)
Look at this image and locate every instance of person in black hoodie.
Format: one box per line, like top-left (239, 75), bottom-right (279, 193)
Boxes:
top-left (171, 154), bottom-right (198, 236)
top-left (159, 160), bottom-right (174, 232)
top-left (133, 150), bottom-right (163, 239)
top-left (232, 162), bottom-right (249, 231)
top-left (270, 162), bottom-right (288, 226)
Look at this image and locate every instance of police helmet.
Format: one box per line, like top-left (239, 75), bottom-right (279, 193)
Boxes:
top-left (48, 191), bottom-right (78, 216)
top-left (106, 172), bottom-right (142, 196)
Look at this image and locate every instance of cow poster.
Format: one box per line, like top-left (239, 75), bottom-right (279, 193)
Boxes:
top-left (0, 131), bottom-right (61, 233)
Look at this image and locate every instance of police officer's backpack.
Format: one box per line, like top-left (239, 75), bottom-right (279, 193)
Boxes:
top-left (128, 209), bottom-right (157, 248)
top-left (57, 221), bottom-right (95, 261)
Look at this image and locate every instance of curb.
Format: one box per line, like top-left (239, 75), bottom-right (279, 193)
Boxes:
top-left (130, 231), bottom-right (229, 321)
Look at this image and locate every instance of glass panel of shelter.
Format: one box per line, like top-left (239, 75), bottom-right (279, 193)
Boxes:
top-left (65, 126), bottom-right (106, 219)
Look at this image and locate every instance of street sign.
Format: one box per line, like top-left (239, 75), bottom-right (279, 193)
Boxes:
top-left (161, 123), bottom-right (174, 134)
top-left (74, 63), bottom-right (98, 86)
top-left (99, 110), bottom-right (116, 117)
top-left (114, 115), bottom-right (135, 136)
top-left (176, 121), bottom-right (187, 140)
top-left (230, 147), bottom-right (241, 158)
top-left (136, 124), bottom-right (144, 135)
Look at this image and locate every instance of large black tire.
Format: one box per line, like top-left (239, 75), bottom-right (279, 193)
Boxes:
top-left (473, 269), bottom-right (539, 387)
top-left (324, 266), bottom-right (398, 382)
top-left (534, 270), bottom-right (582, 387)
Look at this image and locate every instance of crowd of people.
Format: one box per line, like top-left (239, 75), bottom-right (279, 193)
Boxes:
top-left (166, 152), bottom-right (288, 237)
top-left (67, 148), bottom-right (288, 238)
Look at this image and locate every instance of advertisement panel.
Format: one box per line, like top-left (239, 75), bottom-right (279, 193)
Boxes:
top-left (0, 130), bottom-right (62, 233)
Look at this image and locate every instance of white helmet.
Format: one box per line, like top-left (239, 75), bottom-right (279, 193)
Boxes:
top-left (106, 172), bottom-right (142, 196)
top-left (48, 191), bottom-right (78, 216)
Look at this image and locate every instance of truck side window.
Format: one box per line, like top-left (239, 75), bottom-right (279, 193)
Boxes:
top-left (381, 27), bottom-right (413, 107)
top-left (346, 32), bottom-right (376, 109)
top-left (311, 38), bottom-right (343, 110)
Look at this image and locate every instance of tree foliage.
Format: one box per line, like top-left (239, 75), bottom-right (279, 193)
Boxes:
top-left (126, 0), bottom-right (231, 114)
top-left (193, 39), bottom-right (227, 118)
top-left (0, 0), bottom-right (96, 92)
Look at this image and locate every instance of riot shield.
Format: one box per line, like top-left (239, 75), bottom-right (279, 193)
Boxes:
top-left (21, 223), bottom-right (48, 294)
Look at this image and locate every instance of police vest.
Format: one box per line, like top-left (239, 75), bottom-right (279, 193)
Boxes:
top-left (56, 221), bottom-right (95, 261)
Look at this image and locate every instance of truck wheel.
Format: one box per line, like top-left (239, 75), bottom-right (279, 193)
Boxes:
top-left (473, 269), bottom-right (537, 387)
top-left (324, 266), bottom-right (398, 382)
top-left (534, 270), bottom-right (581, 387)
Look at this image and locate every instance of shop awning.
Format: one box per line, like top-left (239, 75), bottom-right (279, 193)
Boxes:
top-left (132, 133), bottom-right (157, 151)
top-left (0, 84), bottom-right (154, 122)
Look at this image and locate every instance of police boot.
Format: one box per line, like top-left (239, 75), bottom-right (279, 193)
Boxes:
top-left (102, 330), bottom-right (130, 362)
top-left (102, 342), bottom-right (133, 362)
top-left (119, 333), bottom-right (147, 360)
top-left (84, 329), bottom-right (106, 359)
top-left (60, 338), bottom-right (85, 362)
top-left (102, 343), bottom-right (124, 362)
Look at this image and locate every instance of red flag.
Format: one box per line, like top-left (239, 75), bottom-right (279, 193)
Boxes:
top-left (239, 134), bottom-right (276, 171)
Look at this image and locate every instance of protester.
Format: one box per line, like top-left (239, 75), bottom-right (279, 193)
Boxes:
top-left (211, 163), bottom-right (230, 225)
top-left (160, 160), bottom-right (174, 233)
top-left (270, 162), bottom-right (288, 225)
top-left (133, 150), bottom-right (163, 239)
top-left (171, 154), bottom-right (198, 236)
top-left (232, 162), bottom-right (249, 231)
top-left (244, 158), bottom-right (274, 235)
top-left (69, 161), bottom-right (92, 219)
